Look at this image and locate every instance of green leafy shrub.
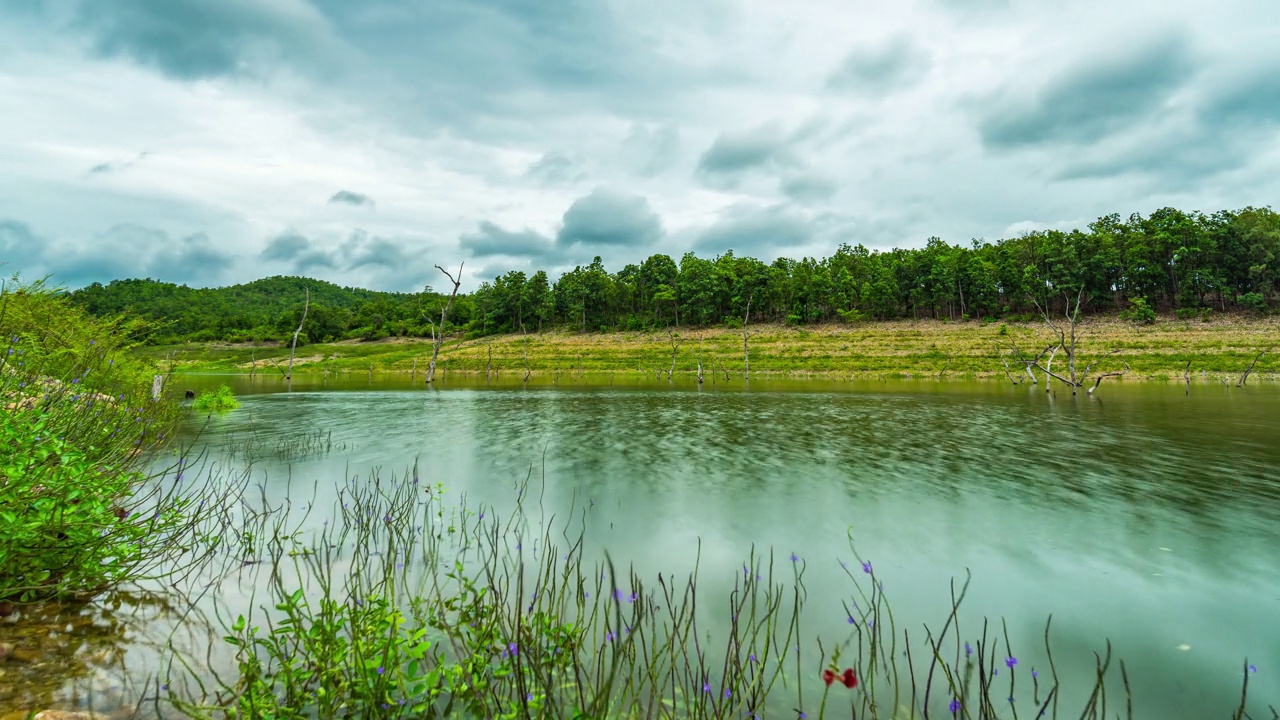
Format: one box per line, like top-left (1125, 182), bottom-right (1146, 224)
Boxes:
top-left (836, 308), bottom-right (868, 324)
top-left (0, 279), bottom-right (209, 605)
top-left (1121, 297), bottom-right (1157, 324)
top-left (192, 385), bottom-right (240, 412)
top-left (1240, 292), bottom-right (1268, 312)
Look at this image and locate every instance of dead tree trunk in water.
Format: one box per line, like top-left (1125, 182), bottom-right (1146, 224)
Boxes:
top-left (1004, 289), bottom-right (1129, 396)
top-left (741, 295), bottom-right (755, 380)
top-left (1238, 348), bottom-right (1272, 387)
top-left (666, 330), bottom-right (684, 380)
top-left (426, 263), bottom-right (463, 384)
top-left (522, 325), bottom-right (531, 382)
top-left (695, 332), bottom-right (705, 384)
top-left (287, 288), bottom-right (309, 389)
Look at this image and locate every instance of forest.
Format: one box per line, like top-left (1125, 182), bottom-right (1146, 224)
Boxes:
top-left (67, 206), bottom-right (1280, 345)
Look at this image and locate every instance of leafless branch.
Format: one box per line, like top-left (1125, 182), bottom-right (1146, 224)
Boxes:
top-left (1087, 361), bottom-right (1130, 395)
top-left (426, 262), bottom-right (464, 384)
top-left (286, 288), bottom-right (309, 386)
top-left (1237, 347), bottom-right (1272, 387)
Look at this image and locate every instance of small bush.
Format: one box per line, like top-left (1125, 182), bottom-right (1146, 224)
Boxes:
top-left (836, 308), bottom-right (868, 325)
top-left (1240, 292), bottom-right (1268, 312)
top-left (0, 279), bottom-right (207, 605)
top-left (998, 323), bottom-right (1009, 336)
top-left (1175, 307), bottom-right (1199, 320)
top-left (1121, 297), bottom-right (1157, 325)
top-left (192, 385), bottom-right (240, 412)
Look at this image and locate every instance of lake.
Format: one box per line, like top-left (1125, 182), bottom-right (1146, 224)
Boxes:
top-left (5, 374), bottom-right (1278, 719)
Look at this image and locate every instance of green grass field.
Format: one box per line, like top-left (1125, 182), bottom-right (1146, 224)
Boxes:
top-left (138, 314), bottom-right (1280, 384)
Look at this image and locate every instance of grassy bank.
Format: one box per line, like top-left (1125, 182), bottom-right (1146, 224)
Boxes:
top-left (141, 315), bottom-right (1279, 383)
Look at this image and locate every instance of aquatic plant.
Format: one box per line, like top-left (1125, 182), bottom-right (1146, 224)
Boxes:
top-left (161, 465), bottom-right (1269, 720)
top-left (191, 384), bottom-right (240, 412)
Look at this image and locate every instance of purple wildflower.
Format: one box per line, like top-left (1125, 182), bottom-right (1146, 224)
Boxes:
top-left (862, 561), bottom-right (872, 574)
top-left (949, 699), bottom-right (960, 713)
top-left (1006, 656), bottom-right (1018, 669)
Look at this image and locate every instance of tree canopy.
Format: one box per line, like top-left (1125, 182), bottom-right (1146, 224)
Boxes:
top-left (64, 206), bottom-right (1280, 344)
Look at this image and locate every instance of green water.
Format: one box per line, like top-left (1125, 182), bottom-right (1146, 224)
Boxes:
top-left (5, 375), bottom-right (1279, 718)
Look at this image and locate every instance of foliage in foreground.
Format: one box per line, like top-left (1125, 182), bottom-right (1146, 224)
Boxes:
top-left (0, 278), bottom-right (214, 605)
top-left (192, 385), bottom-right (241, 412)
top-left (166, 467), bottom-right (1270, 720)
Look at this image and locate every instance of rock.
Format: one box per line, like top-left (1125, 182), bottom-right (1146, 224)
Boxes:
top-left (0, 642), bottom-right (10, 662)
top-left (34, 712), bottom-right (102, 720)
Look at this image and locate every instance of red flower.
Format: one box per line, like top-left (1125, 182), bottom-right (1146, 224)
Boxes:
top-left (822, 668), bottom-right (858, 689)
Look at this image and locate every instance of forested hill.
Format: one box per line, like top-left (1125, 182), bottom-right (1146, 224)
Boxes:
top-left (67, 206), bottom-right (1280, 345)
top-left (69, 276), bottom-right (431, 345)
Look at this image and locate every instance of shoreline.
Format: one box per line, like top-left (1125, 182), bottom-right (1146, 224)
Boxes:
top-left (139, 316), bottom-right (1280, 383)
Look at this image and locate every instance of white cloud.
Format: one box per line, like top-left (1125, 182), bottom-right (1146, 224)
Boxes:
top-left (1, 0), bottom-right (1278, 289)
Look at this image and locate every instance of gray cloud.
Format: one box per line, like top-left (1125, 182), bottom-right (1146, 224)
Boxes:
top-left (623, 122), bottom-right (681, 177)
top-left (696, 124), bottom-right (796, 183)
top-left (1200, 69), bottom-right (1280, 131)
top-left (979, 35), bottom-right (1195, 148)
top-left (72, 0), bottom-right (340, 80)
top-left (260, 231), bottom-right (311, 261)
top-left (460, 221), bottom-right (555, 257)
top-left (556, 187), bottom-right (663, 249)
top-left (87, 151), bottom-right (149, 177)
top-left (328, 190), bottom-right (375, 207)
top-left (780, 173), bottom-right (839, 204)
top-left (524, 152), bottom-right (582, 185)
top-left (826, 36), bottom-right (929, 94)
top-left (261, 230), bottom-right (338, 271)
top-left (145, 231), bottom-right (235, 283)
top-left (0, 220), bottom-right (48, 271)
top-left (695, 204), bottom-right (813, 256)
top-left (348, 237), bottom-right (407, 270)
top-left (1058, 63), bottom-right (1280, 183)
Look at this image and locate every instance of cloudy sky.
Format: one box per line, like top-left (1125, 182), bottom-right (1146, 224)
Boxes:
top-left (1, 0), bottom-right (1277, 291)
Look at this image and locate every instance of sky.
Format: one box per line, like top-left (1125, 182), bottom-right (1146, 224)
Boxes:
top-left (1, 0), bottom-right (1278, 292)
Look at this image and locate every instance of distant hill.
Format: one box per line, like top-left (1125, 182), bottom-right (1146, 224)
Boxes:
top-left (69, 276), bottom-right (456, 345)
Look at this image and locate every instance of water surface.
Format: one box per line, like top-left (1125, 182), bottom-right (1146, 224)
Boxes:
top-left (8, 375), bottom-right (1279, 718)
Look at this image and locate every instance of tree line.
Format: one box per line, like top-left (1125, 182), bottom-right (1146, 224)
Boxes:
top-left (66, 206), bottom-right (1279, 345)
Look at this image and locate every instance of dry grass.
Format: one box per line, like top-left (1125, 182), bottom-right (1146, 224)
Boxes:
top-left (142, 315), bottom-right (1280, 383)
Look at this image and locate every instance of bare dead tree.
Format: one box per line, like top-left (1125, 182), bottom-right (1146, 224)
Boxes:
top-left (1087, 361), bottom-right (1131, 395)
top-left (695, 332), bottom-right (705, 384)
top-left (411, 357), bottom-right (417, 381)
top-left (425, 263), bottom-right (463, 384)
top-left (741, 295), bottom-right (757, 380)
top-left (286, 288), bottom-right (309, 388)
top-left (665, 329), bottom-right (684, 380)
top-left (522, 324), bottom-right (531, 383)
top-left (1238, 347), bottom-right (1272, 387)
top-left (997, 348), bottom-right (1023, 385)
top-left (937, 356), bottom-right (953, 381)
top-left (1001, 288), bottom-right (1130, 396)
top-left (485, 340), bottom-right (493, 379)
top-left (718, 359), bottom-right (731, 381)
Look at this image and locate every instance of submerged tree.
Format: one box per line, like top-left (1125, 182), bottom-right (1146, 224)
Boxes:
top-left (1005, 288), bottom-right (1129, 395)
top-left (286, 288), bottom-right (309, 389)
top-left (425, 263), bottom-right (464, 384)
